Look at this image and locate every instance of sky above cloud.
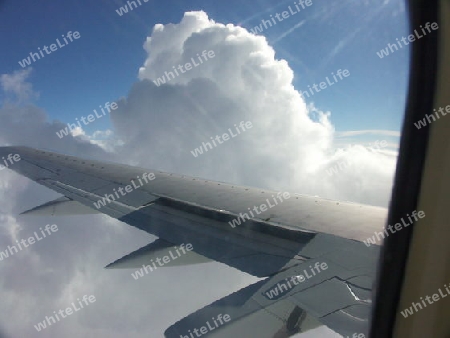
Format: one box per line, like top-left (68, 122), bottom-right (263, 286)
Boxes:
top-left (0, 1), bottom-right (409, 337)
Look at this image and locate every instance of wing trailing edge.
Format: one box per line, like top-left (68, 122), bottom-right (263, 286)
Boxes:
top-left (20, 196), bottom-right (101, 216)
top-left (105, 238), bottom-right (212, 269)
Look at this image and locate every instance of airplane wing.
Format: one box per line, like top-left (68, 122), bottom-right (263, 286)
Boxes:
top-left (0, 146), bottom-right (387, 337)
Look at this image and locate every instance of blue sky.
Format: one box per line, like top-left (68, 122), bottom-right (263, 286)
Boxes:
top-left (1, 0), bottom-right (409, 142)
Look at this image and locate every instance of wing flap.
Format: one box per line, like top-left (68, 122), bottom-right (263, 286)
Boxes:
top-left (20, 196), bottom-right (101, 216)
top-left (166, 233), bottom-right (378, 337)
top-left (105, 239), bottom-right (211, 269)
top-left (164, 278), bottom-right (322, 338)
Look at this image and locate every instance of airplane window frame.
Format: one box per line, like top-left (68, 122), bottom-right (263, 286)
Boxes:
top-left (370, 0), bottom-right (439, 336)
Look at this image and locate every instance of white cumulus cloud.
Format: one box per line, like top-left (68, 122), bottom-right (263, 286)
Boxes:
top-left (111, 10), bottom-right (397, 207)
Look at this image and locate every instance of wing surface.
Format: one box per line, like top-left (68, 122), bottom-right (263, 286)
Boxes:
top-left (0, 146), bottom-right (386, 337)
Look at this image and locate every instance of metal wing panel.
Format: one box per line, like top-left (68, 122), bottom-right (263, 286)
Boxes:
top-left (20, 197), bottom-right (101, 215)
top-left (0, 145), bottom-right (385, 337)
top-left (116, 202), bottom-right (314, 277)
top-left (105, 238), bottom-right (212, 269)
top-left (0, 146), bottom-right (387, 243)
top-left (165, 234), bottom-right (379, 338)
top-left (0, 145), bottom-right (385, 277)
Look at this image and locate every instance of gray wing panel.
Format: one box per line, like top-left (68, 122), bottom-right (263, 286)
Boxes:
top-left (0, 146), bottom-right (387, 243)
top-left (165, 234), bottom-right (379, 338)
top-left (1, 146), bottom-right (383, 336)
top-left (0, 146), bottom-right (385, 277)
